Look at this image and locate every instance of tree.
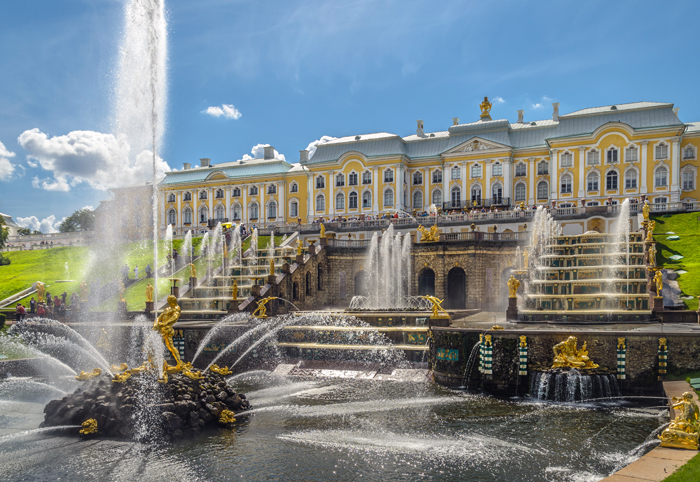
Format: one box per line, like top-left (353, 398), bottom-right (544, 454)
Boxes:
top-left (17, 227), bottom-right (41, 236)
top-left (0, 218), bottom-right (10, 266)
top-left (58, 208), bottom-right (95, 233)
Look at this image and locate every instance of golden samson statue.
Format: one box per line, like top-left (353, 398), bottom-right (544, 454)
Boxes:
top-left (152, 295), bottom-right (202, 382)
top-left (551, 336), bottom-right (599, 369)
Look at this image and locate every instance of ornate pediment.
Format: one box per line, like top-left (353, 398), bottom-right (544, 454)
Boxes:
top-left (444, 138), bottom-right (511, 156)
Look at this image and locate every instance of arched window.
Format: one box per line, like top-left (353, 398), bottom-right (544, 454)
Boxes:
top-left (492, 162), bottom-right (502, 177)
top-left (362, 191), bottom-right (371, 208)
top-left (514, 183), bottom-right (526, 201)
top-left (606, 170), bottom-right (618, 190)
top-left (199, 207), bottom-right (208, 223)
top-left (470, 185), bottom-right (480, 203)
top-left (232, 187), bottom-right (240, 197)
top-left (167, 209), bottom-right (176, 225)
top-left (515, 163), bottom-right (526, 177)
top-left (290, 201), bottom-right (298, 217)
top-left (655, 142), bottom-right (668, 159)
top-left (537, 181), bottom-right (548, 200)
top-left (560, 174), bottom-right (572, 194)
top-left (384, 189), bottom-right (394, 207)
top-left (267, 201), bottom-right (277, 219)
top-left (362, 171), bottom-right (372, 184)
top-left (336, 173), bottom-right (345, 187)
top-left (625, 170), bottom-right (638, 189)
top-left (451, 186), bottom-right (461, 206)
top-left (492, 183), bottom-right (503, 201)
top-left (290, 182), bottom-right (298, 193)
top-left (413, 191), bottom-right (423, 209)
top-left (655, 167), bottom-right (668, 187)
top-left (432, 169), bottom-right (442, 184)
top-left (316, 175), bottom-right (325, 189)
top-left (413, 172), bottom-right (423, 185)
top-left (199, 190), bottom-right (208, 200)
top-left (432, 189), bottom-right (442, 206)
top-left (336, 193), bottom-right (345, 210)
top-left (249, 202), bottom-right (259, 219)
top-left (470, 164), bottom-right (481, 178)
top-left (316, 194), bottom-right (325, 212)
top-left (317, 264), bottom-right (323, 291)
top-left (384, 169), bottom-right (394, 183)
top-left (183, 208), bottom-right (192, 225)
top-left (249, 186), bottom-right (258, 196)
top-left (684, 146), bottom-right (696, 160)
top-left (216, 189), bottom-right (224, 199)
top-left (305, 272), bottom-right (311, 295)
top-left (183, 192), bottom-right (192, 201)
top-left (349, 192), bottom-right (358, 209)
top-left (167, 193), bottom-right (175, 203)
top-left (267, 184), bottom-right (276, 194)
top-left (232, 204), bottom-right (241, 220)
top-left (349, 172), bottom-right (358, 185)
top-left (587, 172), bottom-right (599, 191)
top-left (214, 205), bottom-right (225, 221)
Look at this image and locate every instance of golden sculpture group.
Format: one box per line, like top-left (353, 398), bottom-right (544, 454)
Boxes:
top-left (417, 224), bottom-right (440, 243)
top-left (551, 336), bottom-right (599, 370)
top-left (75, 368), bottom-right (102, 381)
top-left (507, 275), bottom-right (520, 298)
top-left (659, 392), bottom-right (700, 450)
top-left (421, 295), bottom-right (450, 320)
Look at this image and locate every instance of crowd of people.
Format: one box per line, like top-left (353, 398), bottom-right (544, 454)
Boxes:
top-left (15, 290), bottom-right (72, 321)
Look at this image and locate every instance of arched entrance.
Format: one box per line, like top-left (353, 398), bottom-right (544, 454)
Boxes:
top-left (418, 269), bottom-right (435, 296)
top-left (354, 271), bottom-right (366, 296)
top-left (446, 267), bottom-right (466, 309)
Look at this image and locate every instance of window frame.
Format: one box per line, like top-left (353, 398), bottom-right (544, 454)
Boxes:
top-left (316, 175), bottom-right (325, 189)
top-left (290, 182), bottom-right (298, 193)
top-left (560, 174), bottom-right (573, 194)
top-left (315, 194), bottom-right (325, 212)
top-left (514, 182), bottom-right (526, 201)
top-left (413, 171), bottom-right (423, 185)
top-left (624, 169), bottom-right (638, 189)
top-left (537, 161), bottom-right (549, 175)
top-left (560, 152), bottom-right (573, 168)
top-left (625, 145), bottom-right (638, 162)
top-left (362, 171), bottom-right (372, 185)
top-left (183, 208), bottom-right (192, 225)
top-left (587, 172), bottom-right (599, 192)
top-left (249, 202), bottom-right (259, 219)
top-left (655, 166), bottom-right (668, 187)
top-left (335, 192), bottom-right (345, 210)
top-left (348, 172), bottom-right (358, 186)
top-left (383, 189), bottom-right (394, 208)
top-left (349, 191), bottom-right (358, 209)
top-left (537, 181), bottom-right (548, 200)
top-left (413, 190), bottom-right (423, 209)
top-left (432, 169), bottom-right (443, 184)
top-left (470, 164), bottom-right (481, 178)
top-left (515, 163), bottom-right (527, 177)
top-left (383, 169), bottom-right (394, 183)
top-left (335, 173), bottom-right (345, 187)
top-left (362, 191), bottom-right (372, 209)
top-left (432, 189), bottom-right (442, 206)
top-left (249, 186), bottom-right (258, 196)
top-left (167, 209), bottom-right (176, 225)
top-left (606, 170), bottom-right (618, 191)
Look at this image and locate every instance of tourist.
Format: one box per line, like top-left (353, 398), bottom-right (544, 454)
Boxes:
top-left (70, 292), bottom-right (79, 306)
top-left (15, 304), bottom-right (23, 322)
top-left (29, 297), bottom-right (36, 313)
top-left (46, 295), bottom-right (53, 312)
top-left (145, 264), bottom-right (152, 278)
top-left (61, 292), bottom-right (67, 305)
top-left (134, 265), bottom-right (139, 280)
top-left (37, 303), bottom-right (46, 317)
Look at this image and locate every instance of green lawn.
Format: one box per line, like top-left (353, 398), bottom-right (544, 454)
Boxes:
top-left (242, 235), bottom-right (284, 254)
top-left (652, 212), bottom-right (700, 310)
top-left (662, 452), bottom-right (700, 481)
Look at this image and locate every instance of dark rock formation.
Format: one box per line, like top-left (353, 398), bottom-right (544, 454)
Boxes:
top-left (41, 371), bottom-right (250, 440)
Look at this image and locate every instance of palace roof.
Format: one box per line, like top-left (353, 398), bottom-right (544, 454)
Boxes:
top-left (161, 159), bottom-right (300, 185)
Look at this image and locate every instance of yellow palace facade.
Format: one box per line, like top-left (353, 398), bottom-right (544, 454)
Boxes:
top-left (159, 100), bottom-right (700, 235)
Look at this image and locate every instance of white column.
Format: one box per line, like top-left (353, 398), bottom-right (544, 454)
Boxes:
top-left (373, 167), bottom-right (379, 211)
top-left (225, 188), bottom-right (231, 221)
top-left (528, 158), bottom-right (535, 205)
top-left (442, 164), bottom-right (449, 209)
top-left (461, 162), bottom-right (467, 205)
top-left (396, 165), bottom-right (402, 211)
top-left (485, 161), bottom-right (491, 203)
top-left (578, 147), bottom-right (586, 198)
top-left (279, 182), bottom-right (285, 222)
top-left (550, 150), bottom-right (558, 202)
top-left (242, 186), bottom-right (247, 222)
top-left (307, 176), bottom-right (313, 221)
top-left (503, 158), bottom-right (511, 199)
top-left (208, 189), bottom-right (213, 223)
top-left (671, 137), bottom-right (681, 199)
top-left (329, 171), bottom-right (335, 216)
top-left (424, 167), bottom-right (429, 210)
top-left (193, 191), bottom-right (198, 228)
top-left (640, 141), bottom-right (648, 194)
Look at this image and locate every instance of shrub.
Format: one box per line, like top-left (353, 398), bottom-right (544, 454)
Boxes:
top-left (0, 313), bottom-right (6, 328)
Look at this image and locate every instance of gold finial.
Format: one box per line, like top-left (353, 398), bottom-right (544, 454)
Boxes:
top-left (617, 337), bottom-right (626, 350)
top-left (659, 338), bottom-right (668, 350)
top-left (519, 335), bottom-right (527, 348)
top-left (479, 96), bottom-right (493, 119)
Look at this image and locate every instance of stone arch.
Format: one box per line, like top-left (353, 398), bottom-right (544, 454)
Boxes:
top-left (293, 281), bottom-right (299, 300)
top-left (446, 267), bottom-right (466, 309)
top-left (418, 268), bottom-right (435, 296)
top-left (317, 263), bottom-right (323, 291)
top-left (305, 271), bottom-right (312, 296)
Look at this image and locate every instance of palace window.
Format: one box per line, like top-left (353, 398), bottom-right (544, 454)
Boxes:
top-left (316, 176), bottom-right (325, 189)
top-left (183, 192), bottom-right (192, 201)
top-left (199, 191), bottom-right (208, 200)
top-left (625, 146), bottom-right (638, 162)
top-left (183, 208), bottom-right (192, 225)
top-left (560, 152), bottom-right (573, 168)
top-left (349, 192), bottom-right (358, 209)
top-left (232, 187), bottom-right (241, 197)
top-left (492, 183), bottom-right (503, 201)
top-left (684, 146), bottom-right (696, 160)
top-left (267, 201), bottom-right (277, 219)
top-left (267, 184), bottom-right (276, 194)
top-left (413, 171), bottom-right (423, 185)
top-left (316, 194), bottom-right (325, 212)
top-left (492, 162), bottom-right (503, 177)
top-left (167, 209), bottom-right (176, 225)
top-left (232, 204), bottom-right (241, 220)
top-left (363, 171), bottom-right (372, 184)
top-left (537, 161), bottom-right (549, 175)
top-left (682, 170), bottom-right (695, 190)
top-left (290, 182), bottom-right (298, 193)
top-left (470, 164), bottom-right (481, 178)
top-left (625, 170), bottom-right (638, 189)
top-left (655, 143), bottom-right (669, 159)
top-left (452, 166), bottom-right (461, 180)
top-left (451, 186), bottom-right (461, 204)
top-left (587, 172), bottom-right (599, 191)
top-left (432, 189), bottom-right (442, 206)
top-left (336, 173), bottom-right (345, 187)
top-left (384, 189), bottom-right (394, 207)
top-left (362, 191), bottom-right (371, 208)
top-left (167, 193), bottom-right (175, 203)
top-left (336, 193), bottom-right (345, 210)
top-left (199, 207), bottom-right (208, 223)
top-left (514, 183), bottom-right (526, 201)
top-left (606, 171), bottom-right (618, 190)
top-left (587, 150), bottom-right (599, 166)
top-left (249, 202), bottom-right (259, 219)
top-left (515, 163), bottom-right (526, 177)
top-left (384, 169), bottom-right (394, 183)
top-left (215, 205), bottom-right (225, 221)
top-left (432, 169), bottom-right (442, 184)
top-left (606, 149), bottom-right (618, 164)
top-left (655, 167), bottom-right (668, 187)
top-left (216, 189), bottom-right (224, 199)
top-left (560, 174), bottom-right (573, 194)
top-left (290, 201), bottom-right (298, 218)
top-left (413, 191), bottom-right (423, 209)
top-left (349, 172), bottom-right (358, 186)
top-left (537, 181), bottom-right (548, 200)
top-left (249, 186), bottom-right (258, 196)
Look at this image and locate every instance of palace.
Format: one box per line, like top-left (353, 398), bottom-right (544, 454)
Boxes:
top-left (157, 100), bottom-right (699, 235)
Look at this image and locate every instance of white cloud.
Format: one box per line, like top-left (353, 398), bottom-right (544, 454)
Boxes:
top-left (543, 95), bottom-right (553, 102)
top-left (493, 96), bottom-right (505, 104)
top-left (531, 103), bottom-right (543, 109)
top-left (18, 128), bottom-right (169, 191)
top-left (305, 136), bottom-right (338, 160)
top-left (241, 143), bottom-right (286, 162)
top-left (202, 104), bottom-right (242, 120)
top-left (26, 159), bottom-right (38, 168)
top-left (16, 214), bottom-right (62, 234)
top-left (81, 205), bottom-right (94, 211)
top-left (0, 140), bottom-right (17, 181)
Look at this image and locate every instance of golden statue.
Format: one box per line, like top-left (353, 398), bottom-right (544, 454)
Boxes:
top-left (479, 96), bottom-right (493, 118)
top-left (153, 295), bottom-right (203, 382)
top-left (146, 283), bottom-right (154, 303)
top-left (659, 392), bottom-right (700, 450)
top-left (422, 295), bottom-right (449, 319)
top-left (654, 270), bottom-right (663, 297)
top-left (642, 200), bottom-right (650, 222)
top-left (297, 238), bottom-right (303, 256)
top-left (36, 281), bottom-right (45, 303)
top-left (519, 335), bottom-right (527, 348)
top-left (417, 224), bottom-right (440, 242)
top-left (522, 249), bottom-right (529, 268)
top-left (111, 363), bottom-right (128, 373)
top-left (252, 296), bottom-right (276, 318)
top-left (95, 329), bottom-right (110, 352)
top-left (119, 282), bottom-right (126, 303)
top-left (75, 368), bottom-right (102, 381)
top-left (507, 275), bottom-right (521, 298)
top-left (79, 419), bottom-right (98, 435)
top-left (320, 223), bottom-right (326, 238)
top-left (232, 280), bottom-right (238, 301)
top-left (219, 409), bottom-right (236, 424)
top-left (269, 258), bottom-right (275, 276)
top-left (645, 220), bottom-right (656, 242)
top-left (648, 243), bottom-right (657, 267)
top-left (189, 263), bottom-right (196, 278)
top-left (209, 364), bottom-right (233, 375)
top-left (551, 336), bottom-right (599, 369)
top-left (491, 325), bottom-right (505, 330)
top-left (80, 281), bottom-right (88, 303)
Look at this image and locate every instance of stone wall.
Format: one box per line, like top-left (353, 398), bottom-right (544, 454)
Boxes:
top-left (431, 328), bottom-right (700, 395)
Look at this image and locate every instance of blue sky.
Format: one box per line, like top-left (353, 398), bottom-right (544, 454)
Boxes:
top-left (1, 0), bottom-right (699, 231)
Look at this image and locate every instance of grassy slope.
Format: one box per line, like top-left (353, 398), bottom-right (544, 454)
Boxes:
top-left (662, 452), bottom-right (700, 481)
top-left (241, 235), bottom-right (284, 253)
top-left (652, 212), bottom-right (700, 310)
